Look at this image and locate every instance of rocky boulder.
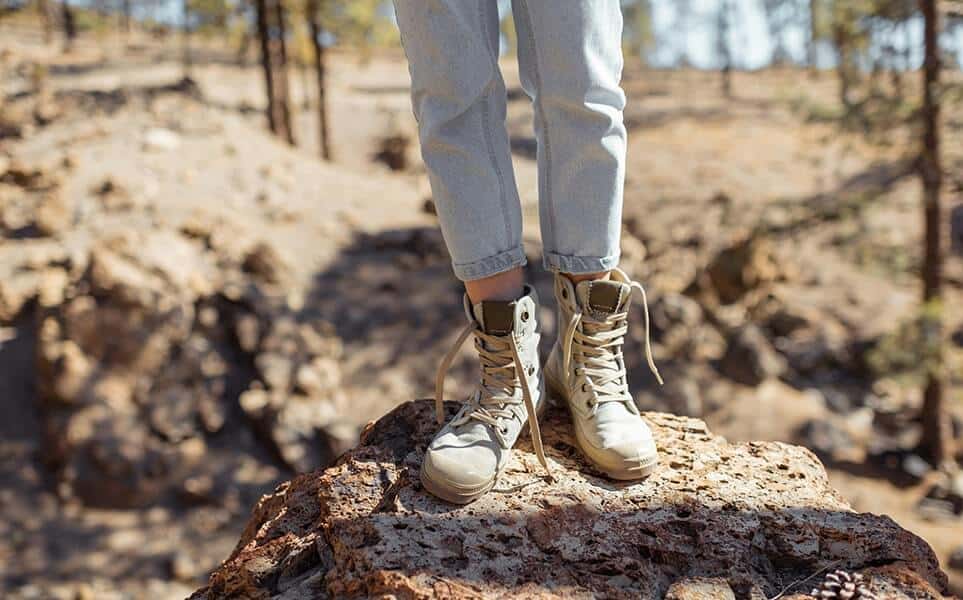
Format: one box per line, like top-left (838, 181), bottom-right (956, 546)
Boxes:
top-left (191, 401), bottom-right (949, 599)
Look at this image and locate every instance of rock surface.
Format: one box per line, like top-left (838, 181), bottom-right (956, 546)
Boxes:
top-left (191, 401), bottom-right (950, 599)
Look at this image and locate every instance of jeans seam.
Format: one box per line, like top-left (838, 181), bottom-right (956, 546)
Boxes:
top-left (477, 1), bottom-right (513, 250)
top-left (517, 0), bottom-right (556, 254)
top-left (453, 245), bottom-right (527, 281)
top-left (544, 251), bottom-right (621, 275)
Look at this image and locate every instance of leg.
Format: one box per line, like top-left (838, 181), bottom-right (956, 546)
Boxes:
top-left (515, 3), bottom-right (661, 480)
top-left (511, 0), bottom-right (627, 276)
top-left (394, 1), bottom-right (546, 505)
top-left (393, 0), bottom-right (526, 288)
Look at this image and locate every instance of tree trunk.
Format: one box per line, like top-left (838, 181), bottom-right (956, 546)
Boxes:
top-left (718, 0), bottom-right (732, 98)
top-left (272, 0), bottom-right (295, 145)
top-left (38, 0), bottom-right (53, 43)
top-left (306, 0), bottom-right (332, 160)
top-left (182, 0), bottom-right (192, 78)
top-left (61, 0), bottom-right (76, 51)
top-left (255, 0), bottom-right (295, 145)
top-left (918, 0), bottom-right (953, 469)
top-left (122, 0), bottom-right (131, 33)
top-left (833, 22), bottom-right (853, 109)
top-left (807, 0), bottom-right (818, 77)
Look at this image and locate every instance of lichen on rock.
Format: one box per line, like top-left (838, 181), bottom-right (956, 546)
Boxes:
top-left (191, 400), bottom-right (950, 599)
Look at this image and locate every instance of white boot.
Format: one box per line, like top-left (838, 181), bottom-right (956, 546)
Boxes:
top-left (544, 269), bottom-right (663, 480)
top-left (422, 286), bottom-right (549, 504)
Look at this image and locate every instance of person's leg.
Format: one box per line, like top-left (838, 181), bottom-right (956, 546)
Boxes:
top-left (514, 1), bottom-right (662, 481)
top-left (393, 0), bottom-right (525, 300)
top-left (463, 268), bottom-right (524, 303)
top-left (511, 0), bottom-right (626, 279)
top-left (393, 0), bottom-right (548, 504)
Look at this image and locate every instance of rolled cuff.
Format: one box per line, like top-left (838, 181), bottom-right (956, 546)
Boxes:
top-left (452, 245), bottom-right (528, 282)
top-left (543, 251), bottom-right (620, 275)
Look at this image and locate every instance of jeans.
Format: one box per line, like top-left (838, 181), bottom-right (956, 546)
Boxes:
top-left (393, 0), bottom-right (626, 281)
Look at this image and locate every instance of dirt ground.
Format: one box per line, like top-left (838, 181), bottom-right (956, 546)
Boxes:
top-left (1, 26), bottom-right (962, 598)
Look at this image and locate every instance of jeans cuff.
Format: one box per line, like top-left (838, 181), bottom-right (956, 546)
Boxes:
top-left (452, 246), bottom-right (528, 281)
top-left (543, 251), bottom-right (620, 275)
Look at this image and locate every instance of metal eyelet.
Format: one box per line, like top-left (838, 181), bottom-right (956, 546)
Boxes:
top-left (528, 366), bottom-right (535, 376)
top-left (521, 311), bottom-right (529, 322)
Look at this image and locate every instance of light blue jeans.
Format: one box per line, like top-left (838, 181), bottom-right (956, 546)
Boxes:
top-left (393, 0), bottom-right (626, 281)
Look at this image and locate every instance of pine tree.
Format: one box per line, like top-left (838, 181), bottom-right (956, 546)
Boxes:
top-left (305, 0), bottom-right (331, 159)
top-left (917, 0), bottom-right (954, 469)
top-left (256, 0), bottom-right (296, 145)
top-left (61, 0), bottom-right (76, 51)
top-left (718, 0), bottom-right (734, 97)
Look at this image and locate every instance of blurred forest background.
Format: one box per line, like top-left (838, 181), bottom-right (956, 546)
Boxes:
top-left (1, 0), bottom-right (963, 598)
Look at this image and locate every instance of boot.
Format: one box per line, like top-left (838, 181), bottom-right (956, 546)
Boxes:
top-left (423, 286), bottom-right (549, 503)
top-left (544, 269), bottom-right (663, 480)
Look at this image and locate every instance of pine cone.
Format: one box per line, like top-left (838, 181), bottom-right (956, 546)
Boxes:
top-left (810, 570), bottom-right (878, 600)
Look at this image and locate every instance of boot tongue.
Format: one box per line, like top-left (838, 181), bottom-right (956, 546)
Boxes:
top-left (576, 279), bottom-right (630, 318)
top-left (471, 300), bottom-right (516, 336)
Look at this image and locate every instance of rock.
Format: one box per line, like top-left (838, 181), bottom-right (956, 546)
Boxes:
top-left (91, 176), bottom-right (137, 211)
top-left (647, 293), bottom-right (725, 361)
top-left (34, 188), bottom-right (74, 236)
top-left (33, 232), bottom-right (231, 507)
top-left (34, 97), bottom-right (62, 125)
top-left (240, 318), bottom-right (349, 472)
top-left (918, 472), bottom-right (963, 519)
top-left (718, 324), bottom-right (787, 386)
top-left (170, 551), bottom-right (200, 582)
top-left (0, 112), bottom-right (23, 139)
top-left (620, 227), bottom-right (648, 266)
top-left (949, 546), bottom-right (963, 571)
top-left (295, 357), bottom-right (340, 396)
top-left (0, 159), bottom-right (55, 189)
top-left (143, 128), bottom-right (181, 152)
top-left (191, 401), bottom-right (949, 600)
top-left (242, 241), bottom-right (290, 285)
top-left (703, 234), bottom-right (782, 305)
top-left (660, 378), bottom-right (704, 417)
top-left (233, 312), bottom-right (261, 353)
top-left (373, 133), bottom-right (411, 171)
top-left (665, 577), bottom-right (736, 600)
top-left (0, 270), bottom-right (44, 322)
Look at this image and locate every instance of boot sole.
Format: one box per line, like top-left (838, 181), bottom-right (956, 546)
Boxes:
top-left (544, 369), bottom-right (659, 481)
top-left (420, 379), bottom-right (548, 504)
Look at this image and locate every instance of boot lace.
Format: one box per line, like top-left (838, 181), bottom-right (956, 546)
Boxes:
top-left (434, 322), bottom-right (551, 477)
top-left (561, 277), bottom-right (664, 415)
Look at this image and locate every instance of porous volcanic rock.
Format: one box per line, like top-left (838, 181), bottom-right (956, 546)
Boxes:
top-left (191, 401), bottom-right (950, 599)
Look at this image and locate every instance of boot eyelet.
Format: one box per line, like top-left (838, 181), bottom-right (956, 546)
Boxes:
top-left (528, 366), bottom-right (535, 376)
top-left (561, 289), bottom-right (568, 299)
top-left (521, 311), bottom-right (529, 322)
